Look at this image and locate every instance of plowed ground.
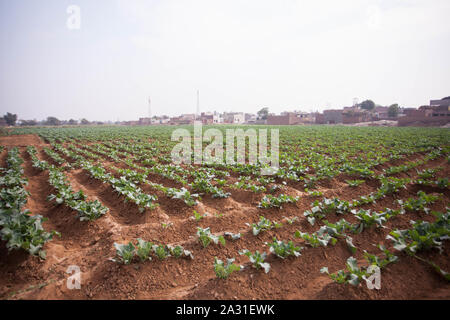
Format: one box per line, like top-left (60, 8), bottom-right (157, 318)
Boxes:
top-left (0, 134), bottom-right (449, 300)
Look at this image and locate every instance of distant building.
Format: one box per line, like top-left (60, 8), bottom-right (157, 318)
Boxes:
top-left (158, 116), bottom-right (170, 124)
top-left (342, 107), bottom-right (371, 124)
top-left (267, 113), bottom-right (299, 125)
top-left (139, 117), bottom-right (151, 125)
top-left (296, 112), bottom-right (316, 124)
top-left (223, 112), bottom-right (245, 124)
top-left (169, 114), bottom-right (196, 125)
top-left (433, 105), bottom-right (450, 117)
top-left (398, 100), bottom-right (450, 126)
top-left (245, 113), bottom-right (257, 124)
top-left (267, 111), bottom-right (316, 125)
top-left (430, 97), bottom-right (450, 107)
top-left (200, 112), bottom-right (214, 125)
top-left (0, 118), bottom-right (7, 126)
top-left (373, 106), bottom-right (390, 119)
top-left (122, 121), bottom-right (140, 126)
top-left (316, 109), bottom-right (343, 124)
top-left (400, 108), bottom-right (417, 117)
top-left (200, 112), bottom-right (222, 124)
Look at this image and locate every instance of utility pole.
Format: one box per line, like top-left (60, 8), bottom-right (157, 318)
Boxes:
top-left (148, 97), bottom-right (152, 125)
top-left (196, 90), bottom-right (200, 120)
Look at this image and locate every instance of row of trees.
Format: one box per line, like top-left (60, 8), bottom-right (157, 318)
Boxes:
top-left (2, 113), bottom-right (91, 126)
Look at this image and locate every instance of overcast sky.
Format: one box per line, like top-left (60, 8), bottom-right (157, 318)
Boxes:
top-left (0, 0), bottom-right (449, 121)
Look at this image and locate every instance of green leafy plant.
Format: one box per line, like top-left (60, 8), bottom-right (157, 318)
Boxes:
top-left (136, 238), bottom-right (153, 262)
top-left (167, 187), bottom-right (199, 206)
top-left (345, 236), bottom-right (357, 254)
top-left (363, 244), bottom-right (398, 269)
top-left (387, 212), bottom-right (449, 255)
top-left (197, 227), bottom-right (226, 248)
top-left (397, 191), bottom-right (440, 214)
top-left (305, 189), bottom-right (323, 197)
top-left (168, 245), bottom-right (194, 259)
top-left (258, 194), bottom-right (299, 209)
top-left (267, 237), bottom-right (302, 259)
top-left (214, 257), bottom-right (242, 279)
top-left (376, 177), bottom-right (410, 198)
top-left (248, 216), bottom-right (282, 236)
top-left (283, 216), bottom-right (299, 225)
top-left (192, 210), bottom-right (207, 221)
top-left (153, 244), bottom-right (170, 260)
top-left (345, 180), bottom-right (365, 187)
top-left (239, 250), bottom-right (270, 273)
top-left (0, 210), bottom-right (59, 259)
top-left (435, 178), bottom-right (449, 189)
top-left (161, 221), bottom-right (173, 229)
top-left (320, 256), bottom-right (366, 286)
top-left (304, 198), bottom-right (351, 225)
top-left (295, 230), bottom-right (337, 248)
top-left (113, 242), bottom-right (135, 264)
top-left (352, 209), bottom-right (388, 232)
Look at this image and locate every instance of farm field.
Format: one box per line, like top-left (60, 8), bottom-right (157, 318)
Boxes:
top-left (0, 125), bottom-right (449, 300)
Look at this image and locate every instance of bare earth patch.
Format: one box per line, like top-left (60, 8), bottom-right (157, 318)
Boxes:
top-left (0, 134), bottom-right (45, 147)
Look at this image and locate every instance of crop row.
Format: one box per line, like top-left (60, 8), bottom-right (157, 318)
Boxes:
top-left (27, 146), bottom-right (109, 221)
top-left (0, 147), bottom-right (58, 259)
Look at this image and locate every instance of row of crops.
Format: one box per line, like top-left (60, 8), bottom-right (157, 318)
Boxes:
top-left (1, 125), bottom-right (449, 289)
top-left (0, 147), bottom-right (58, 259)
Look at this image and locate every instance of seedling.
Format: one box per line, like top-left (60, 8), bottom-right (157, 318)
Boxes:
top-left (258, 194), bottom-right (299, 209)
top-left (267, 238), bottom-right (302, 259)
top-left (113, 242), bottom-right (135, 264)
top-left (192, 210), bottom-right (207, 221)
top-left (320, 256), bottom-right (366, 286)
top-left (345, 180), bottom-right (365, 187)
top-left (136, 238), bottom-right (153, 262)
top-left (248, 216), bottom-right (282, 236)
top-left (161, 221), bottom-right (173, 229)
top-left (397, 191), bottom-right (440, 214)
top-left (239, 250), bottom-right (270, 273)
top-left (213, 257), bottom-right (242, 279)
top-left (197, 227), bottom-right (226, 248)
top-left (168, 245), bottom-right (194, 259)
top-left (152, 244), bottom-right (170, 260)
top-left (295, 230), bottom-right (337, 248)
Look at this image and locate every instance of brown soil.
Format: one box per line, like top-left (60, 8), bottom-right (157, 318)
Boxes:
top-left (0, 134), bottom-right (449, 300)
top-left (0, 134), bottom-right (46, 147)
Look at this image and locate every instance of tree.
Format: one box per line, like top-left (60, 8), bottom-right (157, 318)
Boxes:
top-left (3, 112), bottom-right (17, 126)
top-left (80, 118), bottom-right (90, 125)
top-left (257, 107), bottom-right (269, 120)
top-left (388, 104), bottom-right (399, 118)
top-left (45, 117), bottom-right (61, 126)
top-left (359, 100), bottom-right (375, 111)
top-left (68, 119), bottom-right (78, 125)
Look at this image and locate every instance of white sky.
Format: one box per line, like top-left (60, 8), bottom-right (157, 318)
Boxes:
top-left (0, 0), bottom-right (449, 121)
